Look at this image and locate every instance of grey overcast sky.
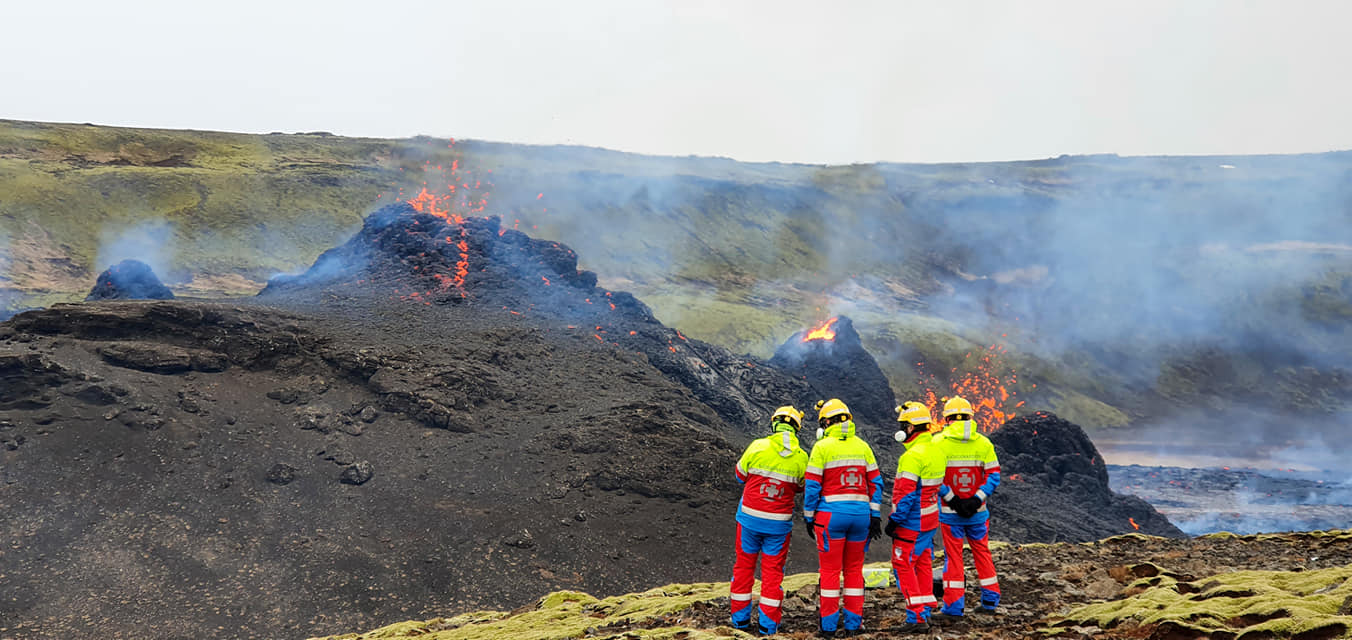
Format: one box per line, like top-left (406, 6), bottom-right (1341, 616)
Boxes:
top-left (3, 0), bottom-right (1350, 164)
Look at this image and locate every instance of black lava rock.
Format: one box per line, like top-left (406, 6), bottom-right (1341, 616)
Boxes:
top-left (339, 461), bottom-right (374, 485)
top-left (86, 260), bottom-right (174, 301)
top-left (0, 307), bottom-right (41, 322)
top-left (255, 202), bottom-right (813, 436)
top-left (987, 411), bottom-right (1184, 540)
top-left (266, 463), bottom-right (297, 485)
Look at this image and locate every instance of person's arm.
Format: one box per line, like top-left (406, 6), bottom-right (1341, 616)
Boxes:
top-left (976, 440), bottom-right (1001, 501)
top-left (734, 443), bottom-right (754, 484)
top-left (891, 458), bottom-right (919, 525)
top-left (866, 449), bottom-right (883, 518)
top-left (803, 446), bottom-right (824, 521)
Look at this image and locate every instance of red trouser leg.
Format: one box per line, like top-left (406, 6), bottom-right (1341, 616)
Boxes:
top-left (841, 538), bottom-right (867, 628)
top-left (816, 516), bottom-right (843, 626)
top-left (969, 530), bottom-right (1000, 599)
top-left (757, 532), bottom-right (790, 627)
top-left (912, 540), bottom-right (937, 614)
top-left (940, 523), bottom-right (967, 609)
top-left (730, 524), bottom-right (757, 624)
top-left (891, 535), bottom-right (925, 621)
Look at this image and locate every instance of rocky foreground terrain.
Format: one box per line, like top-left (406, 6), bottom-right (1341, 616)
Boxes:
top-left (310, 530), bottom-right (1352, 640)
top-left (0, 206), bottom-right (1180, 639)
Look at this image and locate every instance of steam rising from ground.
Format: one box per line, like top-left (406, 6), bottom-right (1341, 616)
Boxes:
top-left (476, 146), bottom-right (1352, 477)
top-left (0, 231), bottom-right (12, 309)
top-left (96, 220), bottom-right (176, 282)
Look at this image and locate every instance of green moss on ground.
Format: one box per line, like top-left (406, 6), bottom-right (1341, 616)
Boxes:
top-left (307, 567), bottom-right (853, 640)
top-left (1053, 563), bottom-right (1352, 639)
top-left (309, 582), bottom-right (749, 640)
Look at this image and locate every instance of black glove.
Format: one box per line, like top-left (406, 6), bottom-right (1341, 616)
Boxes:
top-left (954, 496), bottom-right (983, 518)
top-left (868, 516), bottom-right (882, 541)
top-left (884, 519), bottom-right (899, 539)
top-left (953, 498), bottom-right (973, 518)
top-left (969, 496), bottom-right (987, 515)
top-left (803, 518), bottom-right (815, 540)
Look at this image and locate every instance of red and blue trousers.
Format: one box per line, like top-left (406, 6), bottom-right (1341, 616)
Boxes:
top-left (940, 520), bottom-right (1000, 615)
top-left (891, 527), bottom-right (937, 623)
top-left (730, 524), bottom-right (791, 632)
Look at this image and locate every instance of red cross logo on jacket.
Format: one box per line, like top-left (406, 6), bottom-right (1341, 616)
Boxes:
top-left (842, 468), bottom-right (863, 488)
top-left (955, 469), bottom-right (977, 494)
top-left (760, 480), bottom-right (784, 499)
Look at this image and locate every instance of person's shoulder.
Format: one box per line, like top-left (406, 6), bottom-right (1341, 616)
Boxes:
top-left (743, 435), bottom-right (772, 452)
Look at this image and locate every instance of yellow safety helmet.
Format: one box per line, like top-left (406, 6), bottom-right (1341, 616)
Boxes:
top-left (770, 405), bottom-right (804, 429)
top-left (943, 396), bottom-right (974, 419)
top-left (896, 401), bottom-right (932, 426)
top-left (816, 398), bottom-right (851, 423)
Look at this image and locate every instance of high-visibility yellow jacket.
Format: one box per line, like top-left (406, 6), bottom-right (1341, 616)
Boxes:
top-left (890, 432), bottom-right (946, 533)
top-left (804, 421), bottom-right (883, 520)
top-left (931, 419), bottom-right (1001, 525)
top-left (734, 427), bottom-right (808, 535)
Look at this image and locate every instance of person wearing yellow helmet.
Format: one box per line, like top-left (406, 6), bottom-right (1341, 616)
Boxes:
top-left (803, 399), bottom-right (883, 636)
top-left (930, 396), bottom-right (1002, 621)
top-left (730, 405), bottom-right (809, 635)
top-left (886, 401), bottom-right (946, 631)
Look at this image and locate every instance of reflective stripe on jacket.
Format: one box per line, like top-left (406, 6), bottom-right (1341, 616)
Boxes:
top-left (735, 429), bottom-right (808, 534)
top-left (803, 421), bottom-right (883, 520)
top-left (932, 419), bottom-right (1001, 525)
top-left (890, 432), bottom-right (946, 532)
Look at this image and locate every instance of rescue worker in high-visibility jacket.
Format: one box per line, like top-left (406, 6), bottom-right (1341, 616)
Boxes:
top-left (731, 405), bottom-right (809, 635)
top-left (885, 401), bottom-right (946, 630)
top-left (803, 399), bottom-right (884, 636)
top-left (931, 396), bottom-right (1002, 619)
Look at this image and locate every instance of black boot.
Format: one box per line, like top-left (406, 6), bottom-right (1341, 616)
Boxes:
top-left (929, 610), bottom-right (963, 623)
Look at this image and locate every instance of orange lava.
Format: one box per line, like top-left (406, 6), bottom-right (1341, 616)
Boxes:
top-left (1129, 517), bottom-right (1140, 530)
top-left (917, 343), bottom-right (1020, 433)
top-left (386, 139), bottom-right (494, 297)
top-left (803, 317), bottom-right (839, 342)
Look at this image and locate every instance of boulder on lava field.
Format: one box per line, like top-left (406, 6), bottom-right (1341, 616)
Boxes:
top-left (987, 411), bottom-right (1183, 541)
top-left (339, 461), bottom-right (373, 485)
top-left (768, 316), bottom-right (897, 442)
top-left (86, 260), bottom-right (175, 301)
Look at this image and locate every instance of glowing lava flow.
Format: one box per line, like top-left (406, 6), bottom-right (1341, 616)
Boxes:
top-left (388, 139), bottom-right (495, 295)
top-left (916, 343), bottom-right (1023, 433)
top-left (803, 317), bottom-right (839, 342)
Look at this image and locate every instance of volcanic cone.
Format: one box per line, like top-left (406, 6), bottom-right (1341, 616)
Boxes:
top-left (86, 259), bottom-right (175, 301)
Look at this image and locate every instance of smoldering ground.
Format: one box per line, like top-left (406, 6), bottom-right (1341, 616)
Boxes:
top-left (476, 147), bottom-right (1352, 460)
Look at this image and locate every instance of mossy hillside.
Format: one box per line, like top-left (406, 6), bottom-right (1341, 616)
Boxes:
top-left (1054, 563), bottom-right (1352, 639)
top-left (6, 120), bottom-right (1352, 431)
top-left (0, 123), bottom-right (412, 285)
top-left (0, 120), bottom-right (1120, 423)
